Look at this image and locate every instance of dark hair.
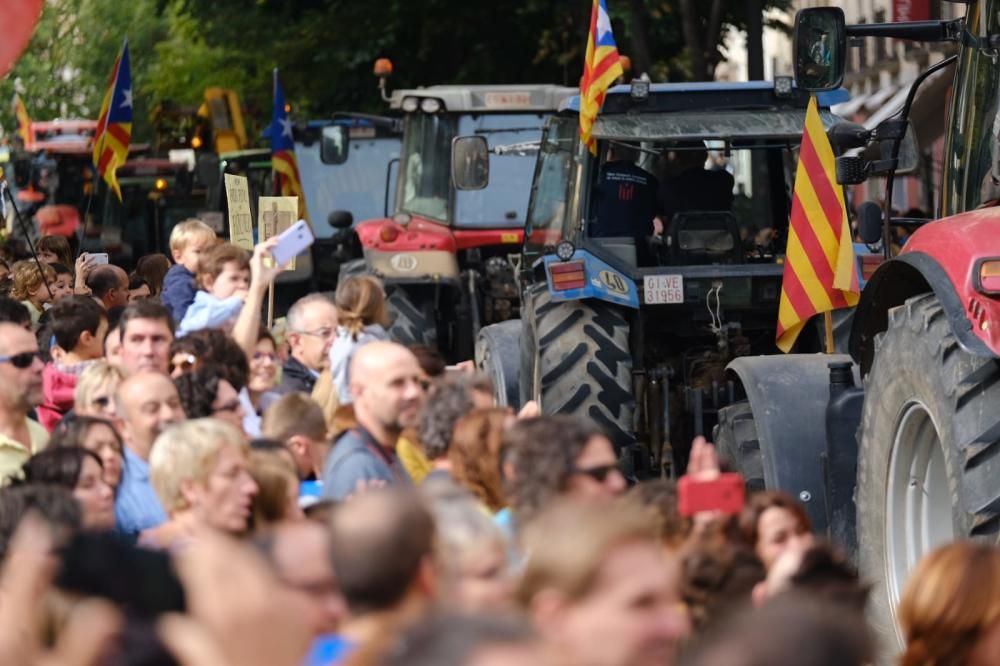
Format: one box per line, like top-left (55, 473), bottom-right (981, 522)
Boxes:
top-left (48, 295), bottom-right (106, 352)
top-left (738, 491), bottom-right (812, 551)
top-left (501, 415), bottom-right (606, 521)
top-left (134, 253), bottom-right (171, 296)
top-left (169, 333), bottom-right (206, 362)
top-left (0, 483), bottom-right (81, 561)
top-left (408, 344), bottom-right (446, 378)
top-left (50, 262), bottom-right (72, 277)
top-left (50, 415), bottom-right (124, 457)
top-left (257, 324), bottom-right (275, 346)
top-left (86, 265), bottom-right (125, 299)
top-left (417, 375), bottom-right (475, 460)
top-left (0, 277), bottom-right (14, 299)
top-left (119, 300), bottom-right (175, 339)
top-left (0, 296), bottom-right (31, 326)
top-left (173, 366), bottom-right (225, 419)
top-left (106, 304), bottom-right (127, 331)
top-left (328, 488), bottom-right (435, 614)
top-left (184, 328), bottom-right (249, 391)
top-left (20, 447), bottom-right (102, 489)
top-left (786, 542), bottom-right (869, 612)
top-left (38, 235), bottom-right (73, 267)
top-left (128, 273), bottom-right (150, 292)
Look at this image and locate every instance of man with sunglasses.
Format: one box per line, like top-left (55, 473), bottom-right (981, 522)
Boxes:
top-left (277, 294), bottom-right (338, 396)
top-left (0, 323), bottom-right (49, 483)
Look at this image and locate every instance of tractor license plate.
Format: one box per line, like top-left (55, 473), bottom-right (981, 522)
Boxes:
top-left (643, 275), bottom-right (684, 304)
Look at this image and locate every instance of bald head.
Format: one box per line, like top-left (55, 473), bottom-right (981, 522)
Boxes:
top-left (349, 342), bottom-right (427, 444)
top-left (114, 371), bottom-right (186, 458)
top-left (87, 265), bottom-right (129, 308)
top-left (328, 488), bottom-right (435, 614)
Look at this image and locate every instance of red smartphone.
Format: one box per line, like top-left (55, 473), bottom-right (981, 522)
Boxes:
top-left (678, 473), bottom-right (746, 516)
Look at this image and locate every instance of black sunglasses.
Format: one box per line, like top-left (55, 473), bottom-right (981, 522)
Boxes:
top-left (0, 351), bottom-right (42, 369)
top-left (572, 463), bottom-right (621, 482)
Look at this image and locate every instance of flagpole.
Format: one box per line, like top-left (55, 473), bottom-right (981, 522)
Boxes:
top-left (267, 68), bottom-right (278, 330)
top-left (824, 311), bottom-right (835, 354)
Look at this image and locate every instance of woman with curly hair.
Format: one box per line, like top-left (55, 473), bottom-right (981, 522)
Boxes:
top-left (174, 365), bottom-right (246, 433)
top-left (448, 408), bottom-right (511, 513)
top-left (500, 415), bottom-right (626, 527)
top-left (11, 259), bottom-right (55, 326)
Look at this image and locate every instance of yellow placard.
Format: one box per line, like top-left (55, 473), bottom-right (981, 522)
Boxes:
top-left (258, 196), bottom-right (299, 271)
top-left (224, 174), bottom-right (254, 250)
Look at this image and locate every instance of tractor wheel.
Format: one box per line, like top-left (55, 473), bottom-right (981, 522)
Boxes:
top-left (714, 401), bottom-right (766, 493)
top-left (857, 293), bottom-right (1000, 654)
top-left (532, 293), bottom-right (634, 448)
top-left (386, 287), bottom-right (437, 348)
top-left (476, 320), bottom-right (521, 408)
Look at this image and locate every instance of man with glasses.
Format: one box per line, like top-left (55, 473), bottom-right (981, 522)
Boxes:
top-left (0, 323), bottom-right (49, 483)
top-left (277, 294), bottom-right (338, 395)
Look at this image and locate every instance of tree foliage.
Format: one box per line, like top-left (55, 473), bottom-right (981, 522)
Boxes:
top-left (2, 0), bottom-right (791, 145)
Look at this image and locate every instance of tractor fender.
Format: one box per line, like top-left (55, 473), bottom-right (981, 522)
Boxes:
top-left (725, 354), bottom-right (855, 534)
top-left (849, 252), bottom-right (992, 375)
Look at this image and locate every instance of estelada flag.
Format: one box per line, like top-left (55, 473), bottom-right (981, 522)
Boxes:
top-left (12, 93), bottom-right (31, 147)
top-left (776, 96), bottom-right (860, 352)
top-left (579, 0), bottom-right (624, 155)
top-left (270, 70), bottom-right (308, 221)
top-left (92, 38), bottom-right (132, 201)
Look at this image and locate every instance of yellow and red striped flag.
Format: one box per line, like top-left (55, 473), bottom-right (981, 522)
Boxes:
top-left (12, 93), bottom-right (31, 147)
top-left (579, 0), bottom-right (624, 155)
top-left (92, 38), bottom-right (132, 201)
top-left (776, 96), bottom-right (860, 352)
top-left (270, 70), bottom-right (308, 221)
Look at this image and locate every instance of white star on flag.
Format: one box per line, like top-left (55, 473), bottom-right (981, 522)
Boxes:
top-left (121, 89), bottom-right (133, 108)
top-left (596, 5), bottom-right (612, 39)
top-left (279, 117), bottom-right (293, 138)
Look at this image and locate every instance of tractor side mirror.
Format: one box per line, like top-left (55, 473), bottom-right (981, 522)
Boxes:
top-left (857, 201), bottom-right (883, 245)
top-left (794, 7), bottom-right (847, 91)
top-left (451, 135), bottom-right (489, 191)
top-left (328, 210), bottom-right (353, 229)
top-left (321, 126), bottom-right (349, 165)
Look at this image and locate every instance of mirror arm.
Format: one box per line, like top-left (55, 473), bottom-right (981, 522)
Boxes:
top-left (847, 18), bottom-right (963, 43)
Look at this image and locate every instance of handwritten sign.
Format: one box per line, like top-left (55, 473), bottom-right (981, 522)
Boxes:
top-left (224, 174), bottom-right (254, 250)
top-left (258, 196), bottom-right (299, 271)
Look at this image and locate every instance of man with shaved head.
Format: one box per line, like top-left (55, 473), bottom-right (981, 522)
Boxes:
top-left (0, 323), bottom-right (48, 483)
top-left (320, 341), bottom-right (426, 500)
top-left (113, 371), bottom-right (186, 535)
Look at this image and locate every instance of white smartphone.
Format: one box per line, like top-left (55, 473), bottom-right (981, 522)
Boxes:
top-left (89, 252), bottom-right (109, 265)
top-left (271, 219), bottom-right (315, 267)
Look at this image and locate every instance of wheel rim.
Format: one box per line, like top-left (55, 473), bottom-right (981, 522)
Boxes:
top-left (885, 401), bottom-right (955, 634)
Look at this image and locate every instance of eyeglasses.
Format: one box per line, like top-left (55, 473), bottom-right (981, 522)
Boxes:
top-left (572, 463), bottom-right (621, 483)
top-left (170, 354), bottom-right (198, 374)
top-left (293, 327), bottom-right (336, 340)
top-left (0, 350), bottom-right (42, 369)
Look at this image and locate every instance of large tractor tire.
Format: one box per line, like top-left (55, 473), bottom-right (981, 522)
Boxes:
top-left (857, 293), bottom-right (1000, 654)
top-left (714, 401), bottom-right (766, 493)
top-left (476, 320), bottom-right (521, 408)
top-left (528, 290), bottom-right (635, 448)
top-left (386, 287), bottom-right (437, 348)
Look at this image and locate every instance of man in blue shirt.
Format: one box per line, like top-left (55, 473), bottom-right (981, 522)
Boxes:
top-left (114, 371), bottom-right (186, 536)
top-left (321, 342), bottom-right (426, 500)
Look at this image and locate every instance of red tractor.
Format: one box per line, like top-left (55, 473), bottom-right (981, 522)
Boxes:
top-left (345, 72), bottom-right (575, 361)
top-left (715, 2), bottom-right (1000, 656)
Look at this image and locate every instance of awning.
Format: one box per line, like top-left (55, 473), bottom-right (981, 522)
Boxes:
top-left (832, 92), bottom-right (870, 117)
top-left (865, 84), bottom-right (912, 130)
top-left (863, 63), bottom-right (955, 148)
top-left (864, 83), bottom-right (901, 112)
top-left (593, 109), bottom-right (841, 142)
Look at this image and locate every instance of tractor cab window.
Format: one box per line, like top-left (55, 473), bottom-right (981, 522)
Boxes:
top-left (584, 138), bottom-right (793, 266)
top-left (524, 116), bottom-right (579, 257)
top-left (399, 113), bottom-right (456, 222)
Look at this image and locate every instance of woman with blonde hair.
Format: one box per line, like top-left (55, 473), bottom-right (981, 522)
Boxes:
top-left (74, 361), bottom-right (125, 420)
top-left (449, 408), bottom-right (510, 513)
top-left (898, 541), bottom-right (1000, 666)
top-left (328, 275), bottom-right (390, 404)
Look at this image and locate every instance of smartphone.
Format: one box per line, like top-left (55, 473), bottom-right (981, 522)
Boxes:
top-left (89, 252), bottom-right (109, 265)
top-left (271, 219), bottom-right (315, 267)
top-left (678, 473), bottom-right (746, 516)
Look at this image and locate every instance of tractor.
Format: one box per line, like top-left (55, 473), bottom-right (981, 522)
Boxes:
top-left (707, 2), bottom-right (1000, 657)
top-left (346, 64), bottom-right (576, 362)
top-left (468, 79), bottom-right (856, 479)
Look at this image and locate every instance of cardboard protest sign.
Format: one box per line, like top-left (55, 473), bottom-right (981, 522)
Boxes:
top-left (224, 174), bottom-right (254, 250)
top-left (257, 196), bottom-right (298, 271)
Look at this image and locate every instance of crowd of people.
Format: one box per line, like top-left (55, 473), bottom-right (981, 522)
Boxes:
top-left (0, 221), bottom-right (996, 666)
